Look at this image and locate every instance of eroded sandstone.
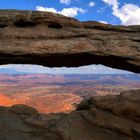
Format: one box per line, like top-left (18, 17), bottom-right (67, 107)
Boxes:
top-left (0, 90), bottom-right (139, 140)
top-left (0, 10), bottom-right (140, 73)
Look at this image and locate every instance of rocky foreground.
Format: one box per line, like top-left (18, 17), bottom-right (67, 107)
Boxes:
top-left (0, 89), bottom-right (139, 140)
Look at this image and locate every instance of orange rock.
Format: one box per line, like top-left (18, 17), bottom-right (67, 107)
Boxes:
top-left (0, 94), bottom-right (14, 106)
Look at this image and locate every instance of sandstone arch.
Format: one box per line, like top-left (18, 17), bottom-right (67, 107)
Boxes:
top-left (0, 10), bottom-right (140, 73)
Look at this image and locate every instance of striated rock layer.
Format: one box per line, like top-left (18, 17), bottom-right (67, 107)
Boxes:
top-left (0, 89), bottom-right (140, 140)
top-left (0, 10), bottom-right (140, 73)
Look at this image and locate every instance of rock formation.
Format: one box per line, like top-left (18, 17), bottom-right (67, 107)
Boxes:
top-left (0, 10), bottom-right (140, 73)
top-left (0, 90), bottom-right (140, 140)
top-left (0, 10), bottom-right (140, 140)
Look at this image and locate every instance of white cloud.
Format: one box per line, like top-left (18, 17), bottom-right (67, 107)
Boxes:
top-left (88, 1), bottom-right (95, 7)
top-left (102, 0), bottom-right (118, 10)
top-left (36, 6), bottom-right (57, 13)
top-left (36, 6), bottom-right (86, 17)
top-left (114, 4), bottom-right (140, 25)
top-left (60, 0), bottom-right (71, 5)
top-left (102, 0), bottom-right (140, 25)
top-left (59, 7), bottom-right (86, 17)
top-left (99, 20), bottom-right (108, 24)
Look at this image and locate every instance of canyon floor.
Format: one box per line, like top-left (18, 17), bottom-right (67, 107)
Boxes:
top-left (0, 74), bottom-right (140, 114)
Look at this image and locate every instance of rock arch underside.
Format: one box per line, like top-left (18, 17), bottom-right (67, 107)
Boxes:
top-left (0, 10), bottom-right (140, 140)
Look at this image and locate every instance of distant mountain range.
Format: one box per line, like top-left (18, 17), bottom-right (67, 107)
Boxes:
top-left (63, 74), bottom-right (140, 81)
top-left (0, 73), bottom-right (140, 86)
top-left (0, 68), bottom-right (25, 74)
top-left (0, 64), bottom-right (133, 75)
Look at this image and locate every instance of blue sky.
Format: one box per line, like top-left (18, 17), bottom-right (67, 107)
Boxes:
top-left (0, 0), bottom-right (139, 74)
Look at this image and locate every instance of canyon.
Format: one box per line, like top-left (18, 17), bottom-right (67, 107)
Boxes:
top-left (0, 74), bottom-right (140, 114)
